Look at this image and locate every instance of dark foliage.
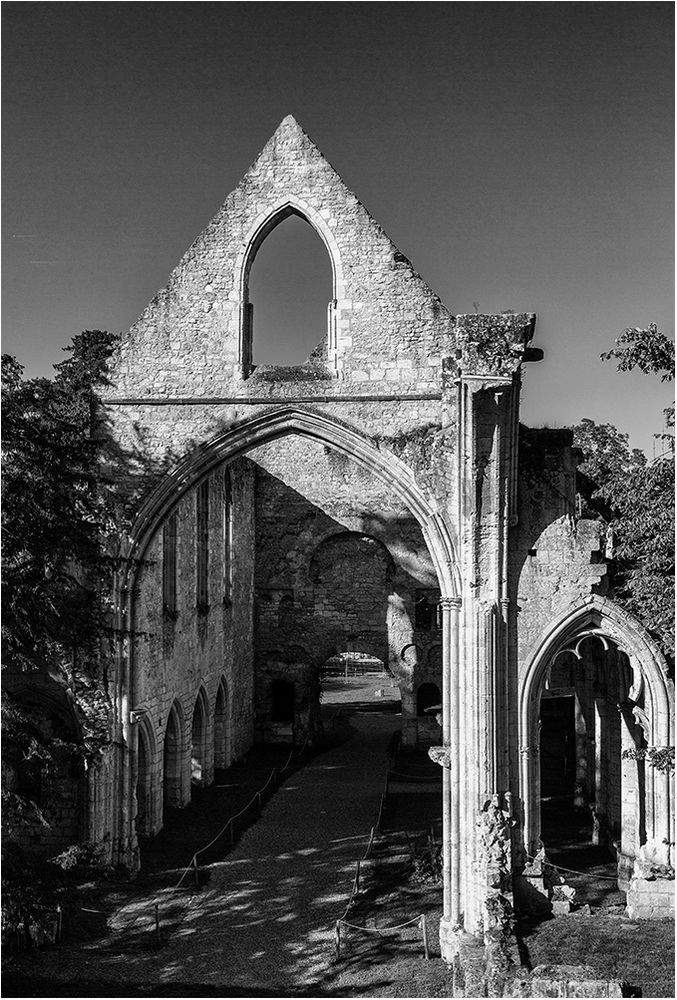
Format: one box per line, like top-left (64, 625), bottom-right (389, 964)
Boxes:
top-left (2, 332), bottom-right (123, 930)
top-left (2, 331), bottom-right (121, 679)
top-left (573, 325), bottom-right (675, 659)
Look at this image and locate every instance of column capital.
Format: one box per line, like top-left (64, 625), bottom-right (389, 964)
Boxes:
top-left (439, 596), bottom-right (462, 611)
top-left (428, 745), bottom-right (452, 768)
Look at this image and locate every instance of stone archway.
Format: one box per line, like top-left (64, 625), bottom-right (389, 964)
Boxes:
top-left (519, 596), bottom-right (674, 880)
top-left (123, 405), bottom-right (459, 597)
top-left (119, 404), bottom-right (464, 924)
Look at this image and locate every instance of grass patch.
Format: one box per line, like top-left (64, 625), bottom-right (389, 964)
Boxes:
top-left (518, 914), bottom-right (675, 998)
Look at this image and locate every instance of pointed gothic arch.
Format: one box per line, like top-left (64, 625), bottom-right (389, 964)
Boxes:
top-left (163, 699), bottom-right (188, 812)
top-left (518, 596), bottom-right (673, 873)
top-left (191, 686), bottom-right (210, 788)
top-left (237, 197), bottom-right (345, 372)
top-left (121, 405), bottom-right (459, 601)
top-left (214, 677), bottom-right (231, 770)
top-left (134, 712), bottom-right (158, 838)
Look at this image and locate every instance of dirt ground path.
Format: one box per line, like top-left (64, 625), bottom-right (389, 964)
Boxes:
top-left (8, 709), bottom-right (402, 997)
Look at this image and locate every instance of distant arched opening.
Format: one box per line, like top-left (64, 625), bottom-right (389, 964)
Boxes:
top-left (320, 652), bottom-right (400, 712)
top-left (214, 678), bottom-right (230, 771)
top-left (191, 688), bottom-right (209, 788)
top-left (247, 214), bottom-right (333, 367)
top-left (163, 700), bottom-right (185, 811)
top-left (270, 678), bottom-right (295, 723)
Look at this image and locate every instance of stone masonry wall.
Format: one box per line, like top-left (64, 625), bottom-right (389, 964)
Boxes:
top-left (131, 456), bottom-right (255, 828)
top-left (512, 428), bottom-right (609, 665)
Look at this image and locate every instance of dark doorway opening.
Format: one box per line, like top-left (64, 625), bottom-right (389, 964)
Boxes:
top-left (270, 678), bottom-right (295, 723)
top-left (416, 682), bottom-right (441, 718)
top-left (540, 695), bottom-right (576, 800)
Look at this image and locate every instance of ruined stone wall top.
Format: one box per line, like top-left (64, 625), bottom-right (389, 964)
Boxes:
top-left (108, 116), bottom-right (455, 399)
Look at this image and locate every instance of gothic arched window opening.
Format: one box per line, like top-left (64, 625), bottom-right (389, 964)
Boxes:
top-left (247, 215), bottom-right (333, 367)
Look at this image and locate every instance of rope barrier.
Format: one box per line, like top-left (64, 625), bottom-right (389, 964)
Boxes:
top-left (336, 765), bottom-right (391, 924)
top-left (335, 913), bottom-right (431, 960)
top-left (330, 744), bottom-right (436, 962)
top-left (340, 914), bottom-right (423, 933)
top-left (525, 853), bottom-right (620, 882)
top-left (116, 735), bottom-right (311, 942)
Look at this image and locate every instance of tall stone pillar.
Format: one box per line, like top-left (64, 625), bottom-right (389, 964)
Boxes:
top-left (436, 595), bottom-right (462, 960)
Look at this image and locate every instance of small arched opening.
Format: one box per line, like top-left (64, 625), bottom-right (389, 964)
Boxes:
top-left (163, 700), bottom-right (185, 812)
top-left (214, 678), bottom-right (230, 772)
top-left (191, 688), bottom-right (209, 789)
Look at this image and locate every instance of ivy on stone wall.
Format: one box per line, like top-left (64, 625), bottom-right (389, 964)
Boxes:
top-left (621, 745), bottom-right (675, 774)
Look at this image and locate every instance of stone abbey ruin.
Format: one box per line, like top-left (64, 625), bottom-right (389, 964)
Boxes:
top-left (5, 116), bottom-right (674, 962)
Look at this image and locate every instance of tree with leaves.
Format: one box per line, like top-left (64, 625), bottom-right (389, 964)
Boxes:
top-left (2, 331), bottom-right (126, 938)
top-left (2, 331), bottom-right (121, 682)
top-left (1, 331), bottom-right (124, 873)
top-left (573, 324), bottom-right (674, 659)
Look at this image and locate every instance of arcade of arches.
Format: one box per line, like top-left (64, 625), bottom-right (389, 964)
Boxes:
top-left (4, 117), bottom-right (673, 959)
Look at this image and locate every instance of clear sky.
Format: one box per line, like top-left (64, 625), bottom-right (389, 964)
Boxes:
top-left (2, 3), bottom-right (673, 455)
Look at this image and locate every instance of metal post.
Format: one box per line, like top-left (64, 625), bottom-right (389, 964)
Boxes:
top-left (335, 920), bottom-right (341, 960)
top-left (154, 903), bottom-right (160, 947)
top-left (56, 904), bottom-right (62, 944)
top-left (355, 860), bottom-right (361, 893)
top-left (421, 914), bottom-right (430, 959)
top-left (193, 854), bottom-right (199, 887)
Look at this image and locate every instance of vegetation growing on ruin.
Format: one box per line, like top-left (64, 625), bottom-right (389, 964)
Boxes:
top-left (375, 423), bottom-right (440, 473)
